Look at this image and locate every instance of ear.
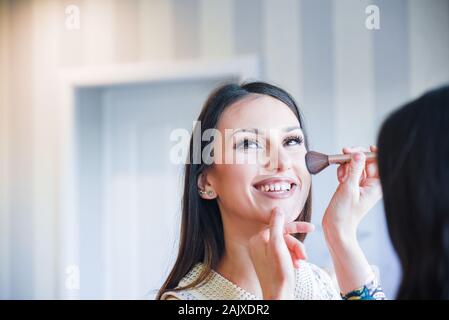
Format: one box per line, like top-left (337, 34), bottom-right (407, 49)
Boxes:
top-left (197, 172), bottom-right (217, 200)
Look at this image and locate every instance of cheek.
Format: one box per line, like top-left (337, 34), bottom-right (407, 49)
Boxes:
top-left (213, 164), bottom-right (256, 196)
top-left (291, 149), bottom-right (309, 177)
top-left (292, 153), bottom-right (312, 198)
top-left (301, 173), bottom-right (312, 193)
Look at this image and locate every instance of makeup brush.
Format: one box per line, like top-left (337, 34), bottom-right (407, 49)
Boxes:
top-left (305, 151), bottom-right (376, 175)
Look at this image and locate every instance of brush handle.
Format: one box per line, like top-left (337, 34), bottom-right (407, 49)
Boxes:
top-left (328, 152), bottom-right (376, 164)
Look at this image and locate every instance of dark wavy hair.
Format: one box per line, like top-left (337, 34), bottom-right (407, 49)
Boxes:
top-left (156, 82), bottom-right (312, 299)
top-left (377, 85), bottom-right (449, 299)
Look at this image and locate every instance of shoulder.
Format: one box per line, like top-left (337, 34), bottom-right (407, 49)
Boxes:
top-left (161, 263), bottom-right (259, 300)
top-left (160, 263), bottom-right (206, 300)
top-left (160, 290), bottom-right (197, 300)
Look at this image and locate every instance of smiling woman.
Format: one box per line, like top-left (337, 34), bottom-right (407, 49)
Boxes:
top-left (156, 82), bottom-right (385, 300)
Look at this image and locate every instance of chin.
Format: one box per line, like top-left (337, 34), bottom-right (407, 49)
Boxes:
top-left (255, 203), bottom-right (301, 224)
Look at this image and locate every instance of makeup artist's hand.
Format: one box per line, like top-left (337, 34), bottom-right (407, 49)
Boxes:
top-left (322, 145), bottom-right (382, 294)
top-left (249, 207), bottom-right (314, 300)
top-left (322, 145), bottom-right (382, 235)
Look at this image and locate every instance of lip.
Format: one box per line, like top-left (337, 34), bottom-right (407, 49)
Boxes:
top-left (251, 176), bottom-right (300, 200)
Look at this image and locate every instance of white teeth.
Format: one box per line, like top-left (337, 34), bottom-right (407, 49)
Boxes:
top-left (257, 182), bottom-right (294, 192)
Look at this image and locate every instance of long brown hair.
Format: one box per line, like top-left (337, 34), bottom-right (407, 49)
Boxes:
top-left (156, 82), bottom-right (312, 299)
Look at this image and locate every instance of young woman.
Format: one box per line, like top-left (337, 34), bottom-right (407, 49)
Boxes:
top-left (157, 82), bottom-right (385, 300)
top-left (377, 85), bottom-right (449, 299)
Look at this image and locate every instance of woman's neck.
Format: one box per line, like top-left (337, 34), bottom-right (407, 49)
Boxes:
top-left (215, 214), bottom-right (266, 298)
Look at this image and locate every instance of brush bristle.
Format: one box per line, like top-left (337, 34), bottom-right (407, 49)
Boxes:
top-left (305, 151), bottom-right (329, 174)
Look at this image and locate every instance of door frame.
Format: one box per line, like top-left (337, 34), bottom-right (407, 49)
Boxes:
top-left (57, 55), bottom-right (260, 298)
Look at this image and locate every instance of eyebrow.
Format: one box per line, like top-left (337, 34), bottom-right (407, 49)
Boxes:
top-left (232, 126), bottom-right (301, 134)
top-left (283, 126), bottom-right (302, 132)
top-left (232, 128), bottom-right (261, 135)
top-left (228, 126), bottom-right (302, 141)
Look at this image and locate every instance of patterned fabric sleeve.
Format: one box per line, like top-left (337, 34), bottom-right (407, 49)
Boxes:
top-left (341, 276), bottom-right (386, 300)
top-left (307, 263), bottom-right (341, 299)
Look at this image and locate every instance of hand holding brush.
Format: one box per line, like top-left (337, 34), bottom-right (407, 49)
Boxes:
top-left (306, 148), bottom-right (377, 175)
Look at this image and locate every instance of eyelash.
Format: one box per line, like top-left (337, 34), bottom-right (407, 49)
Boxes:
top-left (234, 135), bottom-right (304, 150)
top-left (283, 135), bottom-right (304, 147)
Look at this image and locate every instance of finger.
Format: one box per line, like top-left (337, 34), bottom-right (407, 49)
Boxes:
top-left (284, 221), bottom-right (315, 234)
top-left (346, 151), bottom-right (366, 187)
top-left (356, 147), bottom-right (368, 183)
top-left (361, 147), bottom-right (371, 182)
top-left (342, 146), bottom-right (366, 184)
top-left (365, 145), bottom-right (379, 178)
top-left (365, 159), bottom-right (379, 178)
top-left (337, 164), bottom-right (346, 183)
top-left (341, 147), bottom-right (361, 178)
top-left (284, 234), bottom-right (307, 261)
top-left (286, 246), bottom-right (302, 268)
top-left (270, 207), bottom-right (284, 241)
top-left (284, 235), bottom-right (304, 268)
top-left (342, 147), bottom-right (353, 154)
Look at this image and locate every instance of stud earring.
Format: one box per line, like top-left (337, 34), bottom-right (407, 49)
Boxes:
top-left (198, 189), bottom-right (215, 197)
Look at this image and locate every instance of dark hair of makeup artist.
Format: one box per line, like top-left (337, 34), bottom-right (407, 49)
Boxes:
top-left (156, 82), bottom-right (312, 299)
top-left (377, 85), bottom-right (449, 300)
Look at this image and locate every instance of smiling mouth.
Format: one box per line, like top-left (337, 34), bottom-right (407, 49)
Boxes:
top-left (254, 182), bottom-right (296, 193)
top-left (252, 180), bottom-right (299, 199)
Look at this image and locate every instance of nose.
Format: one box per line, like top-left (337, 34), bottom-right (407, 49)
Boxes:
top-left (263, 144), bottom-right (292, 172)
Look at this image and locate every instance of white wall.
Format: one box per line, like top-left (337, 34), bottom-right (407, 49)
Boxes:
top-left (1, 0), bottom-right (448, 299)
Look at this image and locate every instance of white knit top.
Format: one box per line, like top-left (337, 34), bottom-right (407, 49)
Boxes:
top-left (160, 261), bottom-right (341, 300)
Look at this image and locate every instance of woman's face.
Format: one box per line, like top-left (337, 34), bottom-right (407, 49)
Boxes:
top-left (205, 94), bottom-right (311, 225)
